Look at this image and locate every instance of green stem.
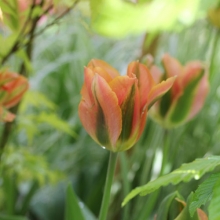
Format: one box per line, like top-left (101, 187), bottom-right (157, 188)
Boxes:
top-left (160, 129), bottom-right (170, 176)
top-left (209, 29), bottom-right (220, 81)
top-left (120, 153), bottom-right (130, 220)
top-left (99, 152), bottom-right (118, 220)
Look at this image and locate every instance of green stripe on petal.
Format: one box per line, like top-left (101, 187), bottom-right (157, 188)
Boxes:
top-left (166, 70), bottom-right (204, 126)
top-left (118, 83), bottom-right (140, 150)
top-left (92, 74), bottom-right (122, 151)
top-left (95, 100), bottom-right (111, 148)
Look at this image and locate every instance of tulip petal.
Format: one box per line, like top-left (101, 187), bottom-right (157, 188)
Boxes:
top-left (117, 82), bottom-right (141, 151)
top-left (127, 61), bottom-right (155, 110)
top-left (92, 74), bottom-right (122, 150)
top-left (109, 75), bottom-right (136, 106)
top-left (162, 54), bottom-right (183, 78)
top-left (80, 67), bottom-right (95, 107)
top-left (165, 70), bottom-right (205, 126)
top-left (3, 77), bottom-right (29, 108)
top-left (188, 74), bottom-right (209, 120)
top-left (78, 100), bottom-right (99, 143)
top-left (147, 76), bottom-right (176, 109)
top-left (0, 72), bottom-right (29, 108)
top-left (150, 65), bottom-right (163, 83)
top-left (88, 59), bottom-right (120, 78)
top-left (92, 66), bottom-right (113, 82)
top-left (137, 109), bottom-right (147, 139)
top-left (0, 107), bottom-right (15, 122)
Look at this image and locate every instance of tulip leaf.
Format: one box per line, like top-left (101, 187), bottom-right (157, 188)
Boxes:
top-left (122, 156), bottom-right (220, 206)
top-left (64, 184), bottom-right (96, 220)
top-left (189, 173), bottom-right (220, 216)
top-left (156, 191), bottom-right (183, 220)
top-left (65, 183), bottom-right (85, 220)
top-left (209, 177), bottom-right (220, 220)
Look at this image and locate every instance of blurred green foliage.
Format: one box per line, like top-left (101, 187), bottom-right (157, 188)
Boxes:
top-left (1, 0), bottom-right (220, 219)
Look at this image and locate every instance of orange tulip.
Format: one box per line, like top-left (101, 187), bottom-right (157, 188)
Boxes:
top-left (0, 71), bottom-right (29, 122)
top-left (78, 59), bottom-right (175, 152)
top-left (150, 54), bottom-right (209, 128)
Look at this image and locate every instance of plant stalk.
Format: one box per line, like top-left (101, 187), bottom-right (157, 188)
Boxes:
top-left (99, 152), bottom-right (118, 220)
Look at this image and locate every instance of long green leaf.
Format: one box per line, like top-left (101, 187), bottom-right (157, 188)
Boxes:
top-left (122, 156), bottom-right (220, 206)
top-left (156, 191), bottom-right (180, 220)
top-left (65, 183), bottom-right (85, 220)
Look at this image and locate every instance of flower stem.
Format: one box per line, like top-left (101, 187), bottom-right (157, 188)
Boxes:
top-left (99, 151), bottom-right (118, 220)
top-left (160, 129), bottom-right (170, 176)
top-left (209, 29), bottom-right (220, 81)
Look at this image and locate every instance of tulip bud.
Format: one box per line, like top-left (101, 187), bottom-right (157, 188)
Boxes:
top-left (150, 54), bottom-right (209, 128)
top-left (78, 59), bottom-right (175, 152)
top-left (0, 71), bottom-right (29, 122)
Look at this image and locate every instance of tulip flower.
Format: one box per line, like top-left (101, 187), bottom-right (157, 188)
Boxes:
top-left (0, 71), bottom-right (29, 122)
top-left (78, 59), bottom-right (175, 152)
top-left (150, 54), bottom-right (209, 128)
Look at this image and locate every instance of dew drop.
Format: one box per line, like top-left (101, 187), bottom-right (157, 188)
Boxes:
top-left (194, 174), bottom-right (200, 180)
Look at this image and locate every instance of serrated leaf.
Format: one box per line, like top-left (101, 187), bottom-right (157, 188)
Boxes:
top-left (65, 183), bottom-right (85, 220)
top-left (209, 177), bottom-right (220, 220)
top-left (189, 173), bottom-right (220, 216)
top-left (122, 156), bottom-right (220, 206)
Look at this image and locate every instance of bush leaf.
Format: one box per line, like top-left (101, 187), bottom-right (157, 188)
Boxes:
top-left (209, 177), bottom-right (220, 220)
top-left (189, 173), bottom-right (220, 216)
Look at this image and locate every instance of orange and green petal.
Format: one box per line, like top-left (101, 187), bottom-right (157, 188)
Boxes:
top-left (0, 72), bottom-right (28, 108)
top-left (92, 66), bottom-right (113, 82)
top-left (147, 76), bottom-right (176, 109)
top-left (80, 67), bottom-right (96, 107)
top-left (78, 100), bottom-right (99, 143)
top-left (88, 59), bottom-right (120, 78)
top-left (162, 54), bottom-right (183, 78)
top-left (165, 70), bottom-right (205, 127)
top-left (117, 81), bottom-right (140, 151)
top-left (188, 74), bottom-right (209, 120)
top-left (109, 75), bottom-right (136, 106)
top-left (127, 61), bottom-right (155, 110)
top-left (92, 74), bottom-right (122, 151)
